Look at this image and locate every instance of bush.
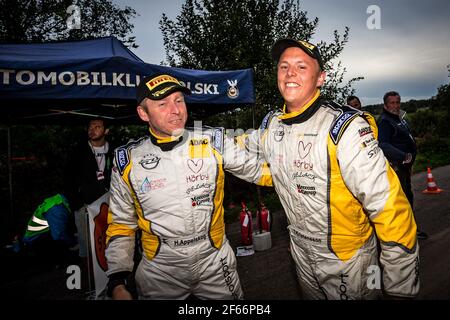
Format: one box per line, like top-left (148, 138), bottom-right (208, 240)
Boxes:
top-left (414, 138), bottom-right (450, 172)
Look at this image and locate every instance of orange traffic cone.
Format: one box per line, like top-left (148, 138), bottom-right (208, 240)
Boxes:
top-left (422, 167), bottom-right (443, 194)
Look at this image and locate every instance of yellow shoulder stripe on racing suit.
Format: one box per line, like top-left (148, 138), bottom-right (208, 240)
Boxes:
top-left (362, 112), bottom-right (378, 139)
top-left (278, 89), bottom-right (320, 120)
top-left (327, 134), bottom-right (374, 262)
top-left (210, 148), bottom-right (226, 249)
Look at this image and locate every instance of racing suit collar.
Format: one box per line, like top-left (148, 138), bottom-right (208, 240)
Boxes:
top-left (149, 128), bottom-right (184, 151)
top-left (278, 89), bottom-right (322, 125)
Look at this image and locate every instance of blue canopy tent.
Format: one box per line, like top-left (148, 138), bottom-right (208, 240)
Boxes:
top-left (0, 37), bottom-right (255, 240)
top-left (0, 36), bottom-right (255, 123)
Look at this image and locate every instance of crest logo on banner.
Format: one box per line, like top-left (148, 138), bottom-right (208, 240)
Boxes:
top-left (227, 79), bottom-right (239, 99)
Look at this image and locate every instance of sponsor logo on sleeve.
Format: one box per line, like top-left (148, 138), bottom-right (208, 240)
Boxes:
top-left (330, 112), bottom-right (358, 144)
top-left (260, 111), bottom-right (274, 130)
top-left (358, 126), bottom-right (373, 137)
top-left (116, 148), bottom-right (129, 174)
top-left (361, 136), bottom-right (376, 149)
top-left (367, 146), bottom-right (381, 158)
top-left (213, 128), bottom-right (224, 154)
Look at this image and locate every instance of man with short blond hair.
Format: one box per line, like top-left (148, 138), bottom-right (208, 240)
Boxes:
top-left (249, 39), bottom-right (420, 299)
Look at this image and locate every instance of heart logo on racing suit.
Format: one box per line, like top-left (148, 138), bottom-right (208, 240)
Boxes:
top-left (188, 159), bottom-right (203, 173)
top-left (298, 141), bottom-right (312, 159)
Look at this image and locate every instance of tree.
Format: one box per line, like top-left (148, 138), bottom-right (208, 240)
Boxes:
top-left (0, 0), bottom-right (137, 47)
top-left (435, 64), bottom-right (450, 109)
top-left (160, 0), bottom-right (362, 127)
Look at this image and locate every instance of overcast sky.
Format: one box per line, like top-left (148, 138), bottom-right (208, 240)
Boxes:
top-left (118, 0), bottom-right (450, 105)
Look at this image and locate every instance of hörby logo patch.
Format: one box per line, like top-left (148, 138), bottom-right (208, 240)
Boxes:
top-left (186, 173), bottom-right (209, 184)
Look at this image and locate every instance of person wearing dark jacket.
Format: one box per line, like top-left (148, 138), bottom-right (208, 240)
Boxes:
top-left (64, 118), bottom-right (114, 257)
top-left (377, 91), bottom-right (428, 240)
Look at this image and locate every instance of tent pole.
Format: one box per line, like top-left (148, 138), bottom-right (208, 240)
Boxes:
top-left (252, 104), bottom-right (255, 129)
top-left (7, 125), bottom-right (14, 233)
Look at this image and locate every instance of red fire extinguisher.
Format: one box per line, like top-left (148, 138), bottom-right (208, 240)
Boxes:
top-left (257, 203), bottom-right (271, 232)
top-left (239, 201), bottom-right (253, 245)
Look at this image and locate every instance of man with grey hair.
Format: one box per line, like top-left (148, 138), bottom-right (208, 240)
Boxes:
top-left (377, 90), bottom-right (428, 240)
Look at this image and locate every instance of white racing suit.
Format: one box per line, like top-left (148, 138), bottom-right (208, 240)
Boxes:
top-left (105, 127), bottom-right (271, 299)
top-left (251, 92), bottom-right (419, 299)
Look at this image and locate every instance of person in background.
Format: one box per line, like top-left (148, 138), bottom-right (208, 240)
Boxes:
top-left (248, 38), bottom-right (419, 299)
top-left (105, 73), bottom-right (270, 300)
top-left (377, 91), bottom-right (428, 240)
top-left (64, 118), bottom-right (114, 259)
top-left (346, 95), bottom-right (362, 110)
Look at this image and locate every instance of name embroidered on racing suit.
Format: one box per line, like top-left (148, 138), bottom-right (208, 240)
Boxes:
top-left (162, 233), bottom-right (208, 248)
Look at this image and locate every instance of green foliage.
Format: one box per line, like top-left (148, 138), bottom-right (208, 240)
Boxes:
top-left (435, 83), bottom-right (450, 110)
top-left (409, 109), bottom-right (440, 139)
top-left (363, 103), bottom-right (383, 116)
top-left (0, 0), bottom-right (137, 47)
top-left (414, 138), bottom-right (450, 173)
top-left (160, 0), bottom-right (362, 127)
top-left (0, 123), bottom-right (146, 238)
